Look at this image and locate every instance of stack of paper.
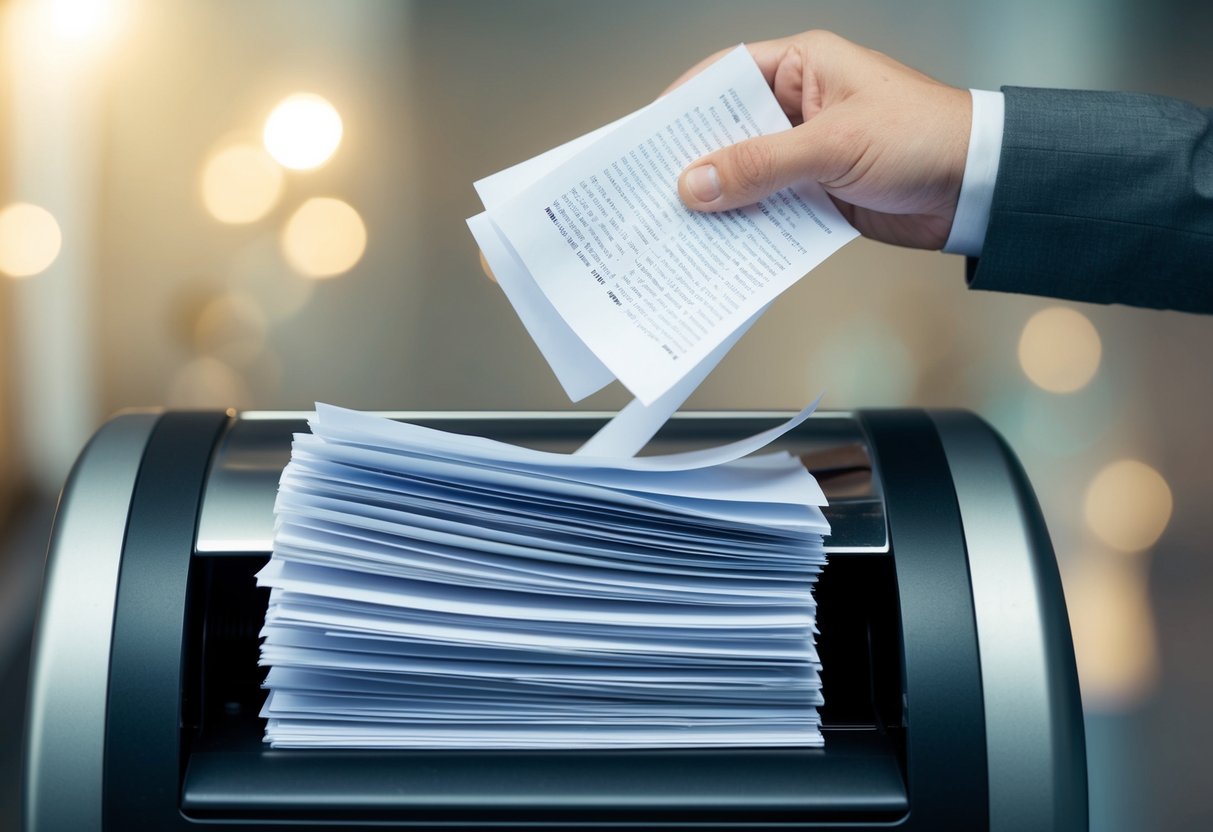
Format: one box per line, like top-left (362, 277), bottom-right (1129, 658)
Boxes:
top-left (257, 404), bottom-right (830, 749)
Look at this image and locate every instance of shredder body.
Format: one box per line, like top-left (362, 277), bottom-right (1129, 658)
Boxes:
top-left (23, 409), bottom-right (1088, 831)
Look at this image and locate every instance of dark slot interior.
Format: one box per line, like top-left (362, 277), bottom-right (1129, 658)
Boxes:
top-left (179, 552), bottom-right (907, 824)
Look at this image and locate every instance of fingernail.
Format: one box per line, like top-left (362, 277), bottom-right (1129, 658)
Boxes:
top-left (685, 165), bottom-right (721, 203)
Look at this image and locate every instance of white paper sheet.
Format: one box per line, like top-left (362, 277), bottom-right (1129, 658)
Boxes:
top-left (485, 46), bottom-right (858, 405)
top-left (467, 212), bottom-right (613, 401)
top-left (469, 45), bottom-right (853, 457)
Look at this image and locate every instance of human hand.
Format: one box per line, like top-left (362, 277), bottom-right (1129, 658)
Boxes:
top-left (670, 30), bottom-right (971, 250)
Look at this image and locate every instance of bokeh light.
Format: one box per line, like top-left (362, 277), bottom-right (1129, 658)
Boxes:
top-left (983, 384), bottom-right (1114, 458)
top-left (227, 235), bottom-right (316, 322)
top-left (44, 0), bottom-right (126, 46)
top-left (0, 203), bottom-right (63, 278)
top-left (806, 316), bottom-right (917, 407)
top-left (1065, 554), bottom-right (1159, 711)
top-left (1084, 459), bottom-right (1173, 553)
top-left (263, 93), bottom-right (343, 171)
top-left (191, 292), bottom-right (269, 366)
top-left (200, 142), bottom-right (284, 224)
top-left (280, 197), bottom-right (367, 278)
top-left (166, 357), bottom-right (250, 409)
top-left (1018, 306), bottom-right (1102, 393)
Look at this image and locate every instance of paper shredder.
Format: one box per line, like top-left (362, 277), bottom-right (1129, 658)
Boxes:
top-left (23, 408), bottom-right (1088, 831)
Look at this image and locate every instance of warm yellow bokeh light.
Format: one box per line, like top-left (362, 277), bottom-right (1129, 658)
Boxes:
top-left (1018, 307), bottom-right (1102, 393)
top-left (1084, 459), bottom-right (1173, 553)
top-left (1065, 554), bottom-right (1158, 711)
top-left (200, 142), bottom-right (284, 224)
top-left (281, 198), bottom-right (367, 278)
top-left (192, 292), bottom-right (269, 366)
top-left (263, 93), bottom-right (343, 171)
top-left (226, 236), bottom-right (317, 322)
top-left (167, 357), bottom-right (250, 409)
top-left (45, 0), bottom-right (126, 45)
top-left (0, 203), bottom-right (63, 278)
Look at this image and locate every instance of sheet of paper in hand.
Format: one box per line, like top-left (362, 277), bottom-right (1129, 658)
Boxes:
top-left (468, 45), bottom-right (857, 426)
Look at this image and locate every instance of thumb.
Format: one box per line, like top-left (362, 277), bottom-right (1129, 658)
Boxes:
top-left (678, 120), bottom-right (851, 212)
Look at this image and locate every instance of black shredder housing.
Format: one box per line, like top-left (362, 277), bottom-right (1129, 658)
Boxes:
top-left (23, 409), bottom-right (1088, 831)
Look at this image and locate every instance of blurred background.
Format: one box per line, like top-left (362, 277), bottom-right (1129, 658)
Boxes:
top-left (1, 0), bottom-right (1210, 828)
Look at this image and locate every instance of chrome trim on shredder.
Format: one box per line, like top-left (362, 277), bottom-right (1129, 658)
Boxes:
top-left (932, 411), bottom-right (1086, 832)
top-left (237, 409), bottom-right (842, 421)
top-left (23, 412), bottom-right (160, 832)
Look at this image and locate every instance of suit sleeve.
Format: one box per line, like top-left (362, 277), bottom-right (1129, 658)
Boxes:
top-left (967, 86), bottom-right (1213, 314)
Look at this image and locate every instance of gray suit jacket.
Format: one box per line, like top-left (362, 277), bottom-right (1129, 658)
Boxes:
top-left (967, 86), bottom-right (1213, 314)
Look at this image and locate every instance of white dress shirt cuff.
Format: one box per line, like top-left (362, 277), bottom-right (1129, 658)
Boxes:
top-left (943, 89), bottom-right (1004, 257)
